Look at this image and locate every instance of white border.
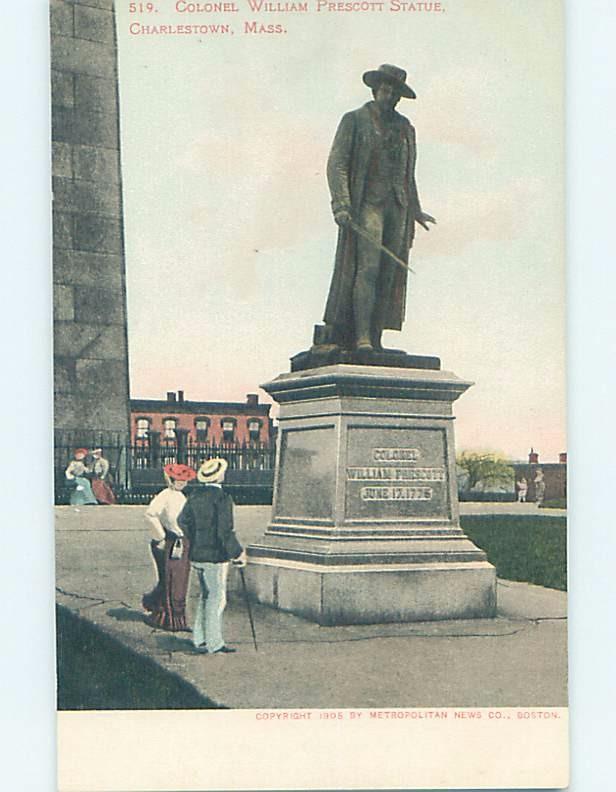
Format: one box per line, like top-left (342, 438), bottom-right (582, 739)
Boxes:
top-left (566, 0), bottom-right (616, 789)
top-left (0, 2), bottom-right (56, 791)
top-left (2, 0), bottom-right (616, 789)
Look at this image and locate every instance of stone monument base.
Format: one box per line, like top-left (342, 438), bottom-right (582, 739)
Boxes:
top-left (247, 558), bottom-right (496, 626)
top-left (248, 363), bottom-right (496, 625)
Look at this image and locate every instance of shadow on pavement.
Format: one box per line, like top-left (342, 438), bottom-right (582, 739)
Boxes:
top-left (107, 605), bottom-right (147, 623)
top-left (57, 605), bottom-right (223, 710)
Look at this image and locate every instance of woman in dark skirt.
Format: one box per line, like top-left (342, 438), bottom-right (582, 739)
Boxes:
top-left (142, 462), bottom-right (197, 631)
top-left (90, 448), bottom-right (117, 505)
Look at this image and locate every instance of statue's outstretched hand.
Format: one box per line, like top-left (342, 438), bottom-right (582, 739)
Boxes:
top-left (334, 209), bottom-right (352, 227)
top-left (416, 212), bottom-right (436, 231)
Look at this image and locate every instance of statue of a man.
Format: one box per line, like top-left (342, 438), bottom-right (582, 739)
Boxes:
top-left (321, 64), bottom-right (435, 353)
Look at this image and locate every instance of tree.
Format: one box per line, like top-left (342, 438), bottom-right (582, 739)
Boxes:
top-left (456, 451), bottom-right (514, 493)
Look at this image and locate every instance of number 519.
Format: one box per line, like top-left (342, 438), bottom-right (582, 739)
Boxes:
top-left (129, 2), bottom-right (156, 12)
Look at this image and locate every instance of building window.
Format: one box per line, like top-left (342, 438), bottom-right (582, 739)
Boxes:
top-left (195, 418), bottom-right (209, 443)
top-left (163, 418), bottom-right (177, 439)
top-left (136, 418), bottom-right (150, 439)
top-left (248, 418), bottom-right (261, 441)
top-left (222, 418), bottom-right (236, 443)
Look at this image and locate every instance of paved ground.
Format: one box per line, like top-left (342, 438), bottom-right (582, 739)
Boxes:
top-left (55, 504), bottom-right (567, 709)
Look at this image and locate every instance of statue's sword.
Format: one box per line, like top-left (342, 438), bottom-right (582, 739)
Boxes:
top-left (348, 220), bottom-right (416, 274)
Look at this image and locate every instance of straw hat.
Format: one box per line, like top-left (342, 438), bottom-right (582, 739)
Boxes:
top-left (197, 458), bottom-right (228, 483)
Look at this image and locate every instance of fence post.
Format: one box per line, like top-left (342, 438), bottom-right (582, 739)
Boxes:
top-left (176, 428), bottom-right (189, 464)
top-left (149, 431), bottom-right (161, 468)
top-left (115, 433), bottom-right (128, 491)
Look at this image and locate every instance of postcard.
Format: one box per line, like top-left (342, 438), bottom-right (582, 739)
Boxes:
top-left (51, 0), bottom-right (567, 788)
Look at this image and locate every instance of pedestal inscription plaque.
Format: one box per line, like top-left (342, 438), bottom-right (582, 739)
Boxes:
top-left (345, 427), bottom-right (450, 521)
top-left (247, 364), bottom-right (497, 625)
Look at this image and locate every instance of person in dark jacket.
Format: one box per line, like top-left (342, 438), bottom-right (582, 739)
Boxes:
top-left (178, 458), bottom-right (246, 654)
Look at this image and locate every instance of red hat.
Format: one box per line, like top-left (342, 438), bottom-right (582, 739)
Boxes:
top-left (74, 448), bottom-right (88, 459)
top-left (163, 463), bottom-right (197, 482)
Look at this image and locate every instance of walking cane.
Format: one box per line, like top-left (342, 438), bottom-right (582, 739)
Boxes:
top-left (239, 567), bottom-right (258, 651)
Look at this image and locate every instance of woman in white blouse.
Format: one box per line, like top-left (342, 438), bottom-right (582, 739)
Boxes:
top-left (142, 462), bottom-right (197, 631)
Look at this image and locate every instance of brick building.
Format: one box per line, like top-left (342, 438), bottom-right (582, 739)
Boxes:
top-left (512, 449), bottom-right (567, 502)
top-left (130, 391), bottom-right (274, 446)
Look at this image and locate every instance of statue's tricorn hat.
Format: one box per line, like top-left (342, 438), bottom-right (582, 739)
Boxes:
top-left (362, 64), bottom-right (416, 99)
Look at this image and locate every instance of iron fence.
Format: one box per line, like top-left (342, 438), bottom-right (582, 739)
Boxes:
top-left (54, 430), bottom-right (276, 505)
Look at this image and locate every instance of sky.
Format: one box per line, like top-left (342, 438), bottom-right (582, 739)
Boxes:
top-left (115, 0), bottom-right (565, 462)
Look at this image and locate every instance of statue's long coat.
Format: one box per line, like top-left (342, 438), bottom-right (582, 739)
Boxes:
top-left (323, 102), bottom-right (422, 339)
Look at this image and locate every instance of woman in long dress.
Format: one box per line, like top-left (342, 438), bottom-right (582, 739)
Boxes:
top-left (142, 462), bottom-right (197, 631)
top-left (90, 448), bottom-right (117, 505)
top-left (64, 448), bottom-right (97, 506)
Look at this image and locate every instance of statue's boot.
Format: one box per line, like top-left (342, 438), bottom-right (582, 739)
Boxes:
top-left (356, 337), bottom-right (374, 352)
top-left (353, 273), bottom-right (376, 352)
top-left (355, 316), bottom-right (374, 353)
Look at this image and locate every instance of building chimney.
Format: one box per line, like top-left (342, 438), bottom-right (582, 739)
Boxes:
top-left (246, 393), bottom-right (258, 407)
top-left (167, 391), bottom-right (176, 402)
top-left (178, 390), bottom-right (184, 403)
top-left (559, 452), bottom-right (567, 464)
top-left (528, 448), bottom-right (539, 464)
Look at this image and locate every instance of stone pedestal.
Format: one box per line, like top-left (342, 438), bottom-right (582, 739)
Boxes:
top-left (247, 364), bottom-right (496, 625)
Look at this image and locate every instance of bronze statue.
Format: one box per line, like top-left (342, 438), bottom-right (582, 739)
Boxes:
top-left (319, 64), bottom-right (435, 353)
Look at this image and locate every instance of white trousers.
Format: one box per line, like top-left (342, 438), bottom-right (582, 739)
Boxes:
top-left (191, 561), bottom-right (229, 652)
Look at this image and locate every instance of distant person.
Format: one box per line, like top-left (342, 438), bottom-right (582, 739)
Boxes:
top-left (178, 458), bottom-right (247, 655)
top-left (64, 448), bottom-right (97, 507)
top-left (142, 463), bottom-right (197, 631)
top-left (534, 468), bottom-right (546, 507)
top-left (516, 476), bottom-right (528, 503)
top-left (90, 448), bottom-right (116, 505)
